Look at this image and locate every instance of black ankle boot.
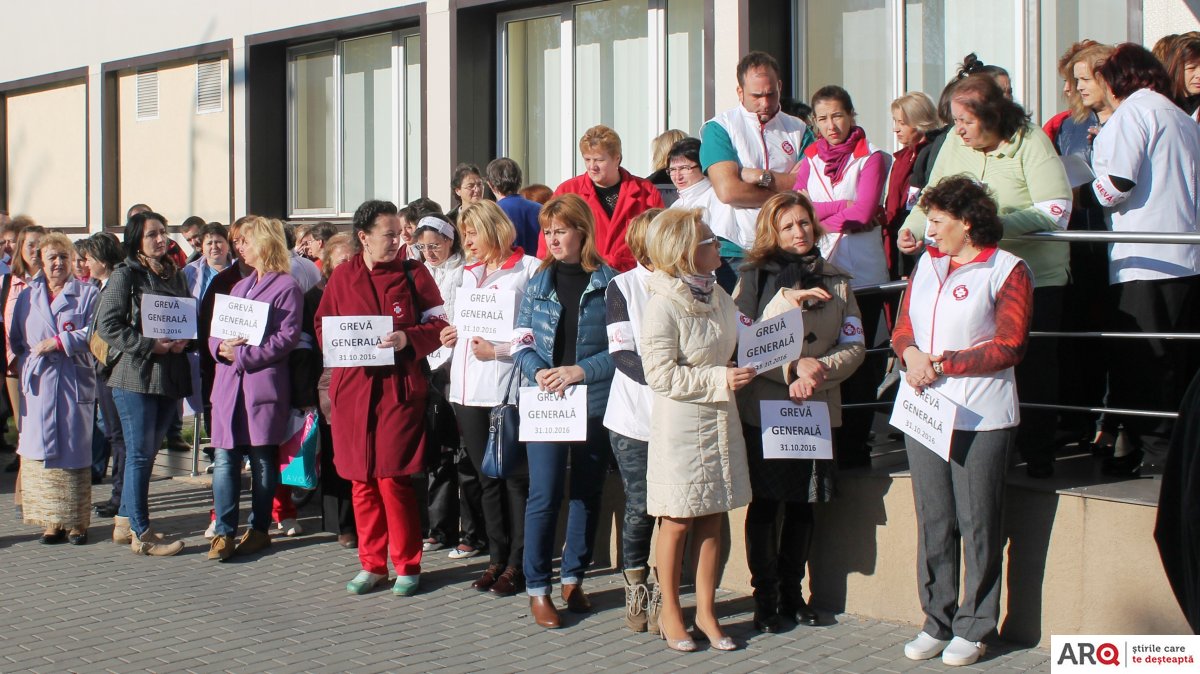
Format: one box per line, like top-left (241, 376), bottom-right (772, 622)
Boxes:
top-left (779, 513), bottom-right (818, 626)
top-left (745, 516), bottom-right (781, 633)
top-left (753, 594), bottom-right (781, 633)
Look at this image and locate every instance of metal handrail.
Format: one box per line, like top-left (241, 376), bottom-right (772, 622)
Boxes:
top-left (1021, 231), bottom-right (1200, 244)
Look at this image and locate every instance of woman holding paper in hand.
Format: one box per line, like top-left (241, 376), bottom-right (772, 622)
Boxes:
top-left (732, 191), bottom-right (865, 633)
top-left (206, 217), bottom-right (302, 562)
top-left (444, 200), bottom-right (539, 597)
top-left (512, 194), bottom-right (617, 629)
top-left (891, 177), bottom-right (1032, 667)
top-left (314, 200), bottom-right (449, 596)
top-left (95, 211), bottom-right (193, 556)
top-left (641, 208), bottom-right (754, 653)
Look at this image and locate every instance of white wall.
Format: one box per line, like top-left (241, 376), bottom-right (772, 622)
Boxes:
top-left (1144, 0), bottom-right (1200, 46)
top-left (6, 82), bottom-right (88, 227)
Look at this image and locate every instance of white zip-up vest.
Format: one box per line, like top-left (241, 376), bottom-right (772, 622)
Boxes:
top-left (906, 248), bottom-right (1026, 431)
top-left (603, 264), bottom-right (655, 441)
top-left (672, 178), bottom-right (759, 251)
top-left (805, 142), bottom-right (891, 288)
top-left (448, 252), bottom-right (541, 407)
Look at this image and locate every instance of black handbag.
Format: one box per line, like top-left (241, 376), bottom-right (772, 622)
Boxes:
top-left (482, 366), bottom-right (524, 479)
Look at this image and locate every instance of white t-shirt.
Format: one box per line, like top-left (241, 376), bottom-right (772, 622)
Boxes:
top-left (1092, 88), bottom-right (1200, 284)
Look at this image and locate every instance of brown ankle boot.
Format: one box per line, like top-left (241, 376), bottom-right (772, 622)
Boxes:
top-left (113, 515), bottom-right (132, 544)
top-left (622, 568), bottom-right (650, 632)
top-left (131, 526), bottom-right (184, 557)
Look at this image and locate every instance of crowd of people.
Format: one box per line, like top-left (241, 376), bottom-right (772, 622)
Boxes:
top-left (1, 33), bottom-right (1198, 665)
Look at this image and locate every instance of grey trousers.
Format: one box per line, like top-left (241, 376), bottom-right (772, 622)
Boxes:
top-left (906, 428), bottom-right (1013, 642)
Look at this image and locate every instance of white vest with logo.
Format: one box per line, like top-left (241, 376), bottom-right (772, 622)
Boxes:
top-left (906, 247), bottom-right (1026, 431)
top-left (603, 265), bottom-right (655, 441)
top-left (708, 107), bottom-right (808, 249)
top-left (804, 141), bottom-right (891, 288)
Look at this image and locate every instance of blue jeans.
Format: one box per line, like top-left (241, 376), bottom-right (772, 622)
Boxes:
top-left (523, 417), bottom-right (611, 596)
top-left (97, 381), bottom-right (127, 506)
top-left (213, 445), bottom-right (279, 537)
top-left (112, 389), bottom-right (176, 536)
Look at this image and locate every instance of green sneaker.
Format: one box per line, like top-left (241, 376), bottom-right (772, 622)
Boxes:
top-left (391, 575), bottom-right (420, 596)
top-left (346, 571), bottom-right (387, 595)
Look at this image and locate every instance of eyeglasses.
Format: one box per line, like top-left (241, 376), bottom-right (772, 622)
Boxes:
top-left (667, 164), bottom-right (700, 176)
top-left (413, 243), bottom-right (444, 251)
top-left (698, 237), bottom-right (718, 247)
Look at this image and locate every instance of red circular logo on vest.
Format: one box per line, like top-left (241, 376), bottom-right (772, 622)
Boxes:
top-left (519, 332), bottom-right (534, 346)
top-left (393, 302), bottom-right (404, 316)
top-left (781, 141), bottom-right (795, 155)
top-left (842, 323), bottom-right (861, 336)
top-left (1050, 203), bottom-right (1064, 217)
top-left (62, 321), bottom-right (75, 331)
top-left (738, 313), bottom-right (753, 326)
top-left (952, 285), bottom-right (969, 301)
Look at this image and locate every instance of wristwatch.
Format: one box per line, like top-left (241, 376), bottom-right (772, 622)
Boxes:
top-left (932, 361), bottom-right (944, 377)
top-left (757, 170), bottom-right (774, 189)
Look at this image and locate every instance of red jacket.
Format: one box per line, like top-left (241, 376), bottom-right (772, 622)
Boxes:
top-left (314, 254), bottom-right (448, 481)
top-left (547, 168), bottom-right (664, 272)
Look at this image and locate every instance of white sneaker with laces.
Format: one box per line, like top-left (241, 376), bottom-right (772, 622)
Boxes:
top-left (448, 544), bottom-right (480, 560)
top-left (204, 520), bottom-right (217, 540)
top-left (904, 631), bottom-right (951, 661)
top-left (277, 518), bottom-right (303, 537)
top-left (942, 637), bottom-right (985, 666)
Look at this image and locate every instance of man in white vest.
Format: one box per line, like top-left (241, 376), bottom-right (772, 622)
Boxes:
top-left (699, 51), bottom-right (814, 287)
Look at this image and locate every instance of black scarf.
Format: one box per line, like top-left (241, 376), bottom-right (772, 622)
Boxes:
top-left (770, 248), bottom-right (824, 292)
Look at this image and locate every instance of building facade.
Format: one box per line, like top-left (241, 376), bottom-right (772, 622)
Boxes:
top-left (0, 0), bottom-right (1191, 234)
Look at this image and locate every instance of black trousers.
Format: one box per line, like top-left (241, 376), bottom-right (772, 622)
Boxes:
top-left (1015, 285), bottom-right (1065, 468)
top-left (319, 420), bottom-right (356, 536)
top-left (453, 403), bottom-right (528, 568)
top-left (425, 445), bottom-right (486, 548)
top-left (1107, 276), bottom-right (1200, 467)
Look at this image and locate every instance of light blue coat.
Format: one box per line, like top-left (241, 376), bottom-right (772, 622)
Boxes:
top-left (11, 277), bottom-right (99, 469)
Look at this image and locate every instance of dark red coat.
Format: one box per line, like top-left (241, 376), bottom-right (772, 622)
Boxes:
top-left (314, 254), bottom-right (447, 482)
top-left (547, 168), bottom-right (664, 272)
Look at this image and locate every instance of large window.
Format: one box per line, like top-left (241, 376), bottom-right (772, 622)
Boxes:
top-left (500, 0), bottom-right (705, 187)
top-left (288, 30), bottom-right (421, 218)
top-left (795, 0), bottom-right (1132, 151)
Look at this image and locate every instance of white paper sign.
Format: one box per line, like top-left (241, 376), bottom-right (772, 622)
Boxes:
top-left (759, 400), bottom-right (833, 460)
top-left (140, 294), bottom-right (197, 339)
top-left (321, 316), bottom-right (395, 368)
top-left (889, 380), bottom-right (958, 461)
top-left (453, 289), bottom-right (517, 341)
top-left (426, 345), bottom-right (451, 370)
top-left (738, 308), bottom-right (805, 372)
top-left (519, 385), bottom-right (588, 442)
top-left (210, 294), bottom-right (271, 346)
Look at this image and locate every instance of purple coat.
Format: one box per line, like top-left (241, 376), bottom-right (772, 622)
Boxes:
top-left (11, 277), bottom-right (99, 469)
top-left (208, 271), bottom-right (302, 448)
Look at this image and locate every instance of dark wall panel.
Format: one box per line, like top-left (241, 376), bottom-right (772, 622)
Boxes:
top-left (748, 0), bottom-right (794, 99)
top-left (246, 42), bottom-right (287, 219)
top-left (454, 4), bottom-right (499, 181)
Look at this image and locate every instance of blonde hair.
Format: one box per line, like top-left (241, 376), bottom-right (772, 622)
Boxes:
top-left (238, 216), bottom-right (291, 274)
top-left (1070, 43), bottom-right (1116, 122)
top-left (579, 124), bottom-right (622, 160)
top-left (626, 208), bottom-right (662, 267)
top-left (458, 200), bottom-right (516, 264)
top-left (651, 129), bottom-right (687, 171)
top-left (38, 232), bottom-right (75, 272)
top-left (646, 208), bottom-right (706, 277)
top-left (745, 192), bottom-right (826, 266)
top-left (890, 91), bottom-right (941, 134)
top-left (537, 194), bottom-right (605, 273)
top-left (320, 233), bottom-right (353, 280)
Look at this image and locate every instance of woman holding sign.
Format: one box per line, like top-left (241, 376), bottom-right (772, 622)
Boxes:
top-left (444, 200), bottom-right (540, 596)
top-left (95, 212), bottom-right (193, 556)
top-left (641, 208), bottom-right (755, 652)
top-left (10, 233), bottom-right (100, 544)
top-left (891, 177), bottom-right (1032, 667)
top-left (512, 194), bottom-right (617, 629)
top-left (206, 217), bottom-right (302, 561)
top-left (314, 200), bottom-right (449, 596)
top-left (733, 191), bottom-right (866, 633)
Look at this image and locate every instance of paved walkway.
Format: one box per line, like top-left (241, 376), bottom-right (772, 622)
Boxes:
top-left (0, 468), bottom-right (1049, 673)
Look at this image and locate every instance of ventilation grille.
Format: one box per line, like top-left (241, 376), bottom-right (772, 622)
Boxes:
top-left (196, 59), bottom-right (223, 114)
top-left (136, 69), bottom-right (158, 120)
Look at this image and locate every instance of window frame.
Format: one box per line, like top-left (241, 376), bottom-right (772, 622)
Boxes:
top-left (496, 0), bottom-right (702, 186)
top-left (286, 28), bottom-right (420, 219)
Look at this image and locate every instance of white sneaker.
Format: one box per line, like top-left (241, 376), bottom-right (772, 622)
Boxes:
top-left (904, 631), bottom-right (951, 660)
top-left (277, 518), bottom-right (303, 537)
top-left (942, 637), bottom-right (985, 666)
top-left (204, 520), bottom-right (217, 540)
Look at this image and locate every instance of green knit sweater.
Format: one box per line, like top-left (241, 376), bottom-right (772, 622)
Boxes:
top-left (901, 125), bottom-right (1072, 287)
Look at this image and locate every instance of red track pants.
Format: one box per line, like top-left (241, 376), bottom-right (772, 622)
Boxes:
top-left (353, 476), bottom-right (423, 576)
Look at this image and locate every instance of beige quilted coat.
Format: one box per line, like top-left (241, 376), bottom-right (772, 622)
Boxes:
top-left (641, 271), bottom-right (751, 518)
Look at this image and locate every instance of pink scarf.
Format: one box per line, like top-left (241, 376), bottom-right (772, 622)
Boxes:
top-left (817, 126), bottom-right (866, 185)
